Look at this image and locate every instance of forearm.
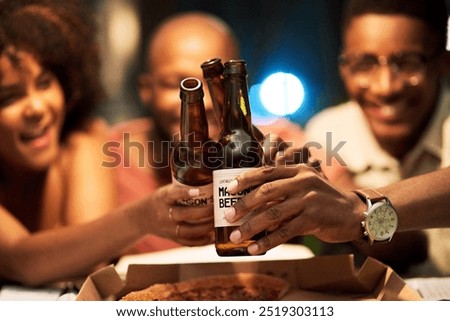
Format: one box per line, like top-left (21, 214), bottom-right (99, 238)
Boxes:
top-left (1, 199), bottom-right (147, 286)
top-left (377, 167), bottom-right (450, 231)
top-left (224, 164), bottom-right (450, 256)
top-left (351, 168), bottom-right (449, 264)
top-left (0, 183), bottom-right (209, 286)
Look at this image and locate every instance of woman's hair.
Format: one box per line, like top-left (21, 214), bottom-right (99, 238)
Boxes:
top-left (0, 0), bottom-right (104, 138)
top-left (341, 0), bottom-right (449, 52)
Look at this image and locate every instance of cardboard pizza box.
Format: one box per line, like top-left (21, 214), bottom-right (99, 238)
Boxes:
top-left (76, 245), bottom-right (421, 301)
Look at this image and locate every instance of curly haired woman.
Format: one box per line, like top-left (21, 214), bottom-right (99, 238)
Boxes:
top-left (0, 0), bottom-right (213, 286)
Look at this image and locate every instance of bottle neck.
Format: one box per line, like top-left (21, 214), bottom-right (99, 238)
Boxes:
top-left (223, 74), bottom-right (253, 133)
top-left (201, 59), bottom-right (225, 128)
top-left (180, 99), bottom-right (209, 144)
top-left (205, 74), bottom-right (225, 127)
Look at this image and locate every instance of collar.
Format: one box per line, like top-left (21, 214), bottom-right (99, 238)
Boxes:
top-left (403, 84), bottom-right (450, 167)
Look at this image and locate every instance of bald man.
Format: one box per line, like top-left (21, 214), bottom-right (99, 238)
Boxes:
top-left (108, 11), bottom-right (305, 253)
top-left (139, 12), bottom-right (239, 141)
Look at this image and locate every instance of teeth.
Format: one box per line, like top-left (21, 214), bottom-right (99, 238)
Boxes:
top-left (379, 103), bottom-right (410, 118)
top-left (21, 127), bottom-right (46, 140)
top-left (380, 106), bottom-right (396, 117)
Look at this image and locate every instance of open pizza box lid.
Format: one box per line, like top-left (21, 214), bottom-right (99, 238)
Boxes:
top-left (76, 244), bottom-right (421, 301)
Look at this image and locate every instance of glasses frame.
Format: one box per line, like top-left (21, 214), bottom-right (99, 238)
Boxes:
top-left (338, 50), bottom-right (441, 88)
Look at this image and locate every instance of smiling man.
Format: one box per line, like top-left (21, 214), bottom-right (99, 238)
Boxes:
top-left (305, 0), bottom-right (450, 276)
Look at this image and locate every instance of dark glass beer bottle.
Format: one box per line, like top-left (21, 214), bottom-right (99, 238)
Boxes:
top-left (213, 60), bottom-right (265, 256)
top-left (201, 57), bottom-right (225, 133)
top-left (171, 77), bottom-right (215, 218)
top-left (201, 57), bottom-right (265, 142)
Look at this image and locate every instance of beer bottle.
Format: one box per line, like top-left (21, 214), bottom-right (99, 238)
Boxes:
top-left (213, 60), bottom-right (265, 256)
top-left (201, 57), bottom-right (265, 143)
top-left (201, 57), bottom-right (225, 133)
top-left (171, 77), bottom-right (215, 218)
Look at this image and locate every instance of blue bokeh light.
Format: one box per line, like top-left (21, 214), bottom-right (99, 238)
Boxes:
top-left (259, 72), bottom-right (305, 116)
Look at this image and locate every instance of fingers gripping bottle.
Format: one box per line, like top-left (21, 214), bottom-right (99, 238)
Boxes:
top-left (213, 60), bottom-right (265, 256)
top-left (170, 78), bottom-right (215, 220)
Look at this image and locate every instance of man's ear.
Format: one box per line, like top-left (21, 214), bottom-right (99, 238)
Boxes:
top-left (138, 73), bottom-right (153, 106)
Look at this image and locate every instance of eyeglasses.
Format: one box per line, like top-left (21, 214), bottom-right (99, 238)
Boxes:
top-left (338, 51), bottom-right (436, 88)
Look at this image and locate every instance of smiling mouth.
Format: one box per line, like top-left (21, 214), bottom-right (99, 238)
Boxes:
top-left (372, 103), bottom-right (409, 121)
top-left (20, 126), bottom-right (49, 143)
top-left (380, 106), bottom-right (396, 117)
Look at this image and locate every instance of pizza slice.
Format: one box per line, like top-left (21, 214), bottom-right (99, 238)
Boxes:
top-left (121, 272), bottom-right (290, 301)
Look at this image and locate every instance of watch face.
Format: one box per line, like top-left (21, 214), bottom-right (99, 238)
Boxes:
top-left (366, 202), bottom-right (398, 241)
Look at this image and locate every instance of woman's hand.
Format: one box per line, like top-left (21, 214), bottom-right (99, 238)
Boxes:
top-left (223, 163), bottom-right (365, 255)
top-left (139, 183), bottom-right (214, 246)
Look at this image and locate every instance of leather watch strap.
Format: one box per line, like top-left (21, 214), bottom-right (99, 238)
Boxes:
top-left (354, 188), bottom-right (386, 203)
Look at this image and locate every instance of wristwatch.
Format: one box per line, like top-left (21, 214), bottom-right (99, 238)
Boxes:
top-left (354, 188), bottom-right (398, 245)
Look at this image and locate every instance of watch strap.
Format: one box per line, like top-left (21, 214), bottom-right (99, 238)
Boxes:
top-left (354, 188), bottom-right (386, 203)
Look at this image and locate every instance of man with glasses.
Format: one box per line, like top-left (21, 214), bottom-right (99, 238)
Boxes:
top-left (305, 0), bottom-right (450, 276)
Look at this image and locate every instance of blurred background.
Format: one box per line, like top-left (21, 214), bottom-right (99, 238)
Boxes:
top-left (89, 0), bottom-right (450, 128)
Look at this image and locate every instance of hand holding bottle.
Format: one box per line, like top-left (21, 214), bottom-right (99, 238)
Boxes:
top-left (135, 182), bottom-right (214, 246)
top-left (212, 60), bottom-right (265, 256)
top-left (222, 163), bottom-right (359, 255)
top-left (170, 77), bottom-right (217, 224)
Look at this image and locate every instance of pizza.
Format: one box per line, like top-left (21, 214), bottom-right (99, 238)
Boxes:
top-left (120, 272), bottom-right (290, 301)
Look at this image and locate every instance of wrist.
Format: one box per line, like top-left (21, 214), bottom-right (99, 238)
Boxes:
top-left (352, 188), bottom-right (399, 245)
top-left (348, 191), bottom-right (367, 242)
top-left (129, 195), bottom-right (154, 236)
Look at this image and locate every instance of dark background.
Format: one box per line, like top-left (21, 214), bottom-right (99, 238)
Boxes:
top-left (93, 0), bottom-right (450, 128)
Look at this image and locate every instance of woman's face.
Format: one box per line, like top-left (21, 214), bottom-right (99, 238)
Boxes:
top-left (0, 50), bottom-right (65, 171)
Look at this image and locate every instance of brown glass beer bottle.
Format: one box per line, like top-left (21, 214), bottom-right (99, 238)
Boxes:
top-left (201, 57), bottom-right (225, 133)
top-left (171, 77), bottom-right (215, 217)
top-left (213, 60), bottom-right (265, 256)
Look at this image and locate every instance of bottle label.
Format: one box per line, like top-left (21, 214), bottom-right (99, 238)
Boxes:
top-left (171, 177), bottom-right (213, 206)
top-left (213, 167), bottom-right (256, 227)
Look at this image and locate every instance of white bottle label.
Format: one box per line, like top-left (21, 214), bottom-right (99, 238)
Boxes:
top-left (171, 177), bottom-right (213, 206)
top-left (213, 167), bottom-right (256, 227)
